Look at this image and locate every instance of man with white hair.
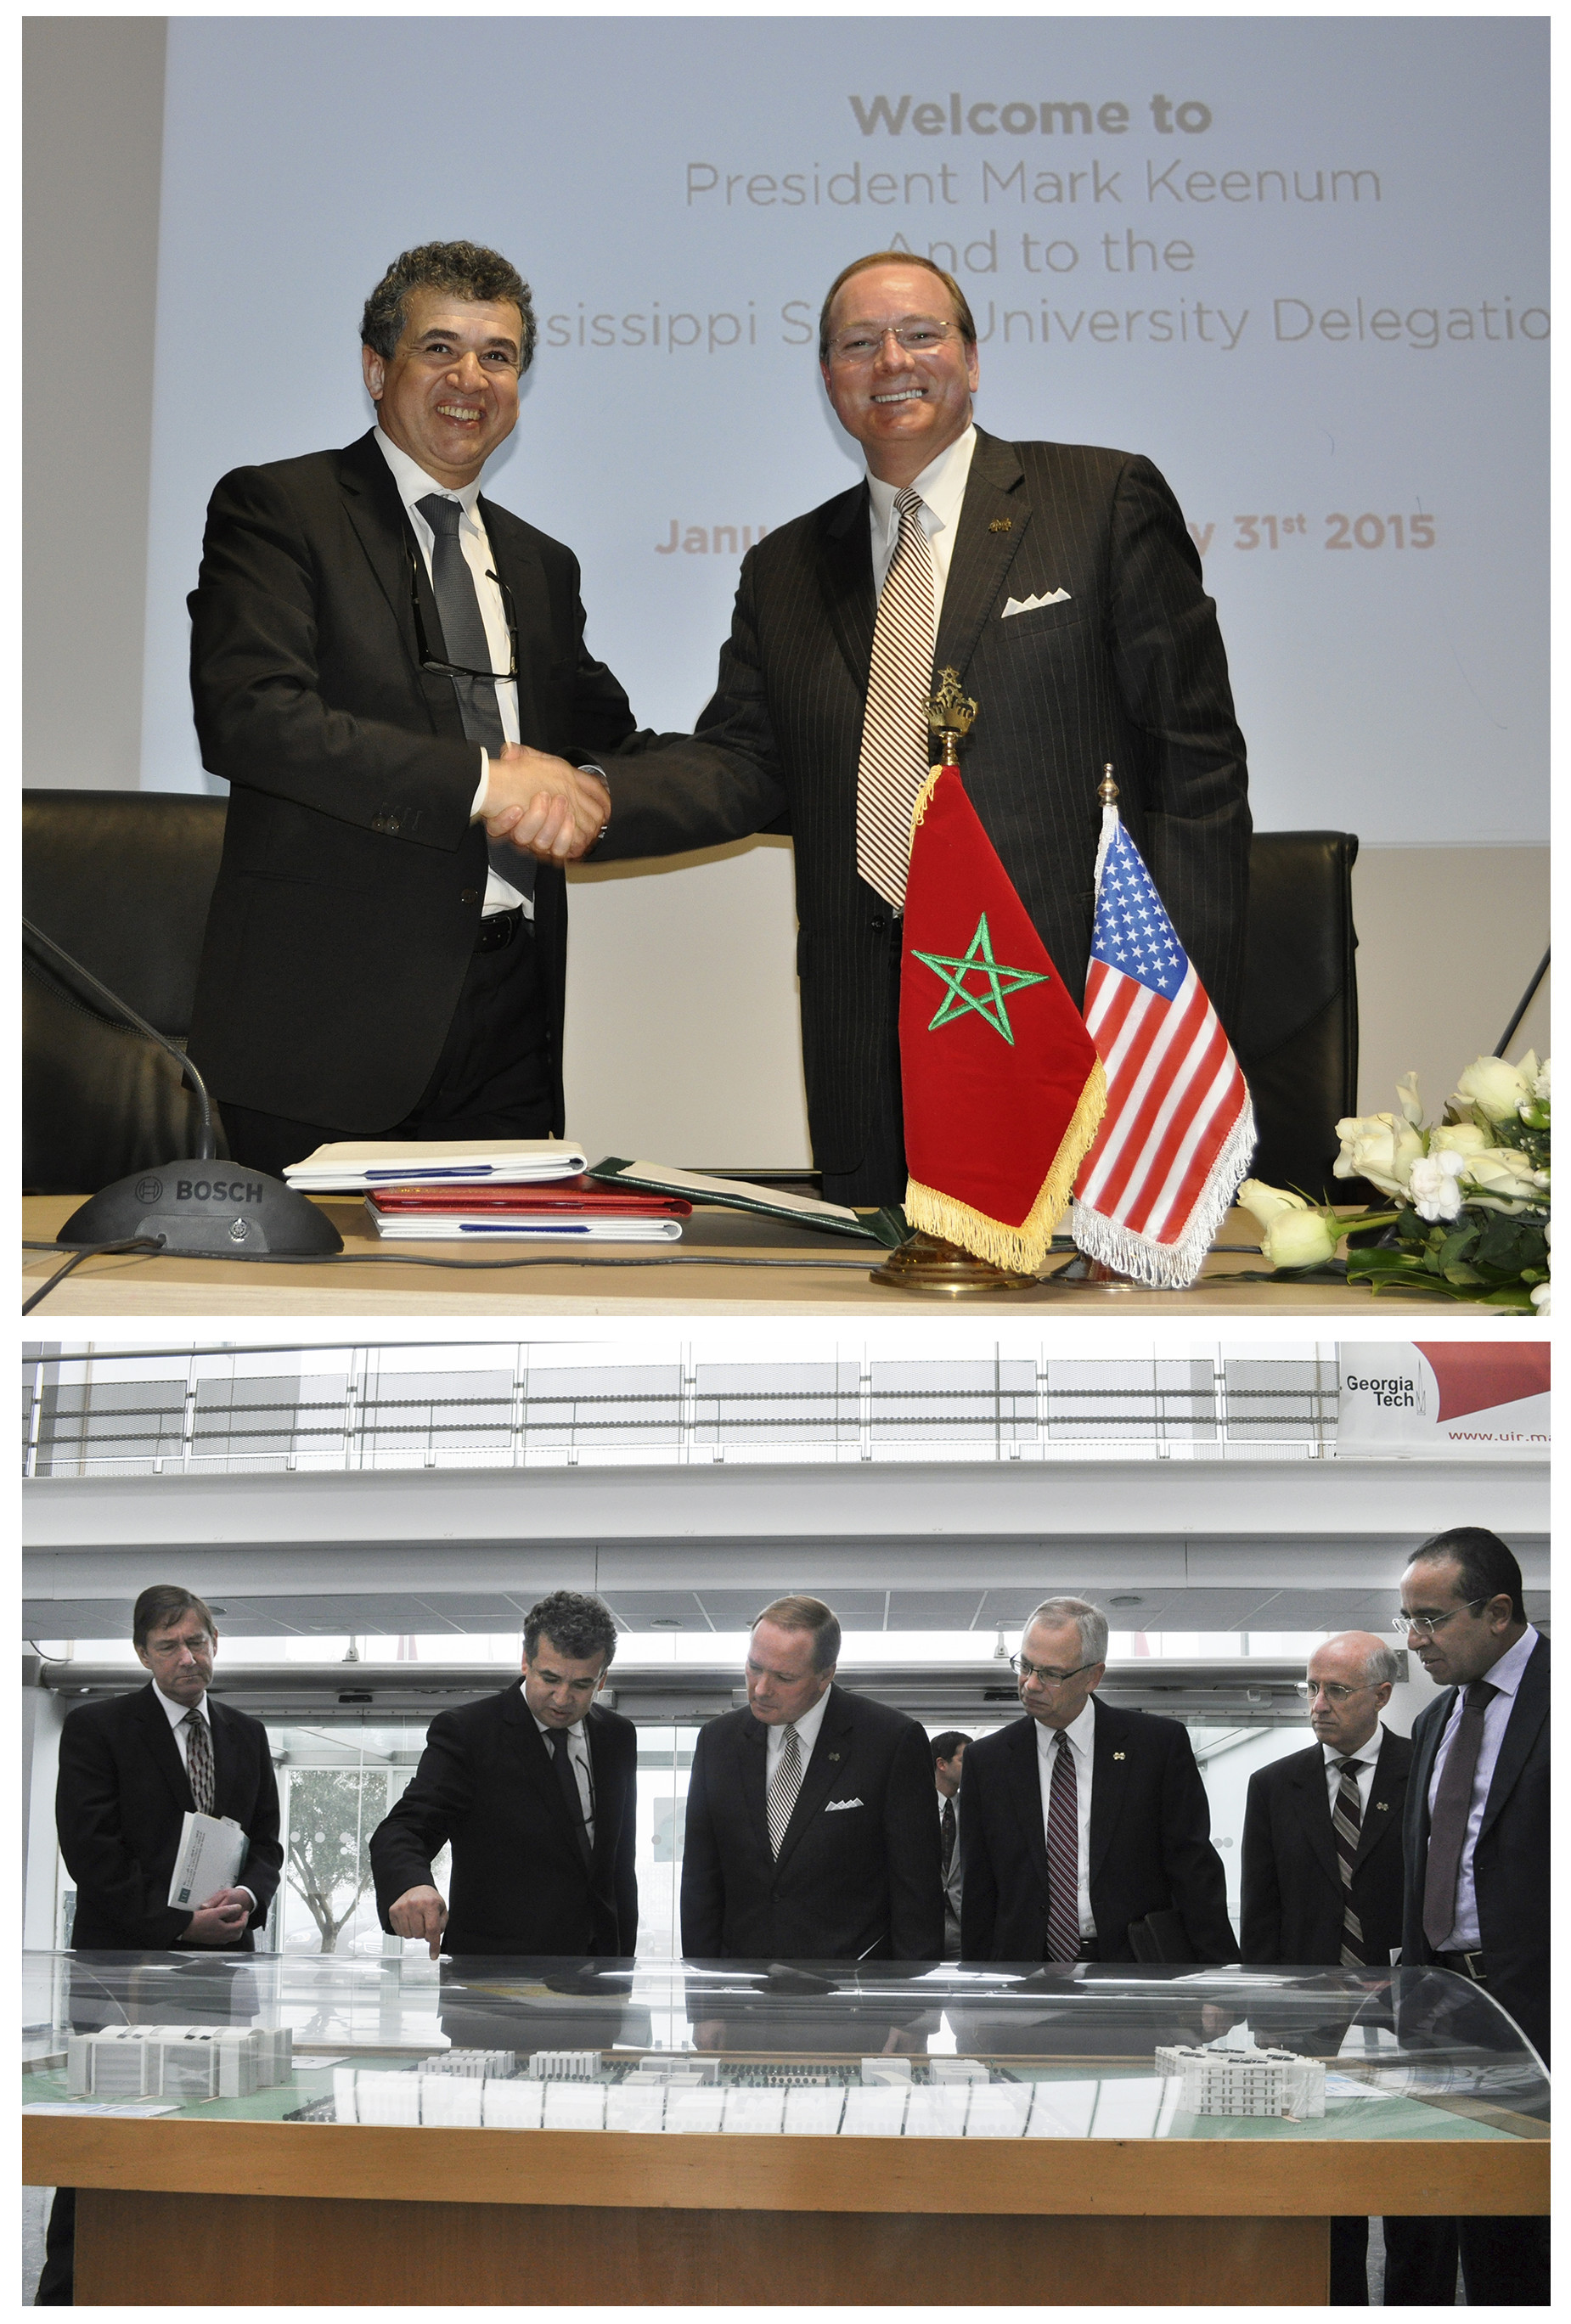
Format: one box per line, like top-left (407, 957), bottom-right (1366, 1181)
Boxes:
top-left (1242, 1633), bottom-right (1449, 2305)
top-left (960, 1595), bottom-right (1236, 1963)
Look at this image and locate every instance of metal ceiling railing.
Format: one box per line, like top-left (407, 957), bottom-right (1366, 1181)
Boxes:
top-left (33, 1655), bottom-right (1371, 1729)
top-left (23, 1346), bottom-right (1339, 1477)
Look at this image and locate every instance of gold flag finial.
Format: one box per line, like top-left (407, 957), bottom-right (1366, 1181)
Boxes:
top-left (927, 668), bottom-right (979, 767)
top-left (1098, 762), bottom-right (1119, 805)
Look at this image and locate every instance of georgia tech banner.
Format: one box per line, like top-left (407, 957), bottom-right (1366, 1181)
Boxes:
top-left (1337, 1344), bottom-right (1549, 1452)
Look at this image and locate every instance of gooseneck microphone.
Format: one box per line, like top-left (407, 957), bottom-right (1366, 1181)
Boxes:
top-left (24, 918), bottom-right (342, 1258)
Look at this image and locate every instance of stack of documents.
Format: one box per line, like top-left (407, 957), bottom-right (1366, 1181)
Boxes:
top-left (365, 1178), bottom-right (691, 1241)
top-left (284, 1139), bottom-right (591, 1192)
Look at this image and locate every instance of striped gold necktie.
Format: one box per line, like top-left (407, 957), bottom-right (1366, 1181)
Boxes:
top-left (856, 488), bottom-right (937, 909)
top-left (183, 1709), bottom-right (215, 1817)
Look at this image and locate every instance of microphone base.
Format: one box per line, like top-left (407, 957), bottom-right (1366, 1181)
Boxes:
top-left (59, 1162), bottom-right (344, 1258)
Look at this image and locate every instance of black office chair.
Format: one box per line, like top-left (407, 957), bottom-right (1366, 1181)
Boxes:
top-left (23, 789), bottom-right (230, 1191)
top-left (1236, 831), bottom-right (1361, 1203)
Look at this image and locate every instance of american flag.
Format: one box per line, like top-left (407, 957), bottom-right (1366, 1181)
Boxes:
top-left (1072, 807), bottom-right (1254, 1286)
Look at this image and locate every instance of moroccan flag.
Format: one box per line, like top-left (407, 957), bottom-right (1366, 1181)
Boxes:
top-left (1072, 804), bottom-right (1255, 1286)
top-left (900, 768), bottom-right (1106, 1272)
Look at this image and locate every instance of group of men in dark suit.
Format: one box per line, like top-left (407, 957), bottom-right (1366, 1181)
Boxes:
top-left (46, 1533), bottom-right (1546, 2306)
top-left (187, 236), bottom-right (1249, 1198)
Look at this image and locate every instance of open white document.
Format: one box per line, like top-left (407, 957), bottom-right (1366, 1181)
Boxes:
top-left (284, 1139), bottom-right (588, 1190)
top-left (167, 1811), bottom-right (247, 1909)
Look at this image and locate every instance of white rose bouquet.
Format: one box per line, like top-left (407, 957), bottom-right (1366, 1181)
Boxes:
top-left (1238, 1050), bottom-right (1550, 1313)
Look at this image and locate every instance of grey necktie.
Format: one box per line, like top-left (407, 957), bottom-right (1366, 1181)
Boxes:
top-left (415, 494), bottom-right (532, 904)
top-left (415, 494), bottom-right (505, 752)
top-left (856, 488), bottom-right (937, 909)
top-left (1422, 1680), bottom-right (1496, 1950)
top-left (767, 1724), bottom-right (803, 1860)
top-left (183, 1710), bottom-right (215, 1817)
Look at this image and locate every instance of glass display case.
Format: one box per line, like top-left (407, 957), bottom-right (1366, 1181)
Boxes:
top-left (24, 1948), bottom-right (1547, 2138)
top-left (25, 1950), bottom-right (1547, 2307)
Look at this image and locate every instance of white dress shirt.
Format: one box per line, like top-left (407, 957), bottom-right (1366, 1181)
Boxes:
top-left (764, 1685), bottom-right (832, 1778)
top-left (152, 1683), bottom-right (256, 1908)
top-left (865, 424), bottom-right (978, 640)
top-left (1035, 1696), bottom-right (1097, 1939)
top-left (373, 427), bottom-right (526, 916)
top-left (1321, 1724), bottom-right (1384, 1819)
top-left (533, 1712), bottom-right (595, 1848)
top-left (1425, 1624), bottom-right (1539, 1950)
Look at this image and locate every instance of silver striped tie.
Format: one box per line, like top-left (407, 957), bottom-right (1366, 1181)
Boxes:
top-left (766, 1722), bottom-right (803, 1859)
top-left (856, 488), bottom-right (937, 909)
top-left (1332, 1757), bottom-right (1365, 1967)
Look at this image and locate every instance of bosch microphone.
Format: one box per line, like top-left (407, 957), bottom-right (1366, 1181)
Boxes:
top-left (25, 919), bottom-right (342, 1259)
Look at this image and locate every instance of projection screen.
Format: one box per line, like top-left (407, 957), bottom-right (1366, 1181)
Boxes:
top-left (138, 17), bottom-right (1547, 1156)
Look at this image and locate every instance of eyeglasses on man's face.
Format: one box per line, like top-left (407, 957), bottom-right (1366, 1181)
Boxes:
top-left (825, 317), bottom-right (960, 365)
top-left (1011, 1654), bottom-right (1100, 1689)
top-left (1392, 1600), bottom-right (1489, 1641)
top-left (1295, 1680), bottom-right (1374, 1705)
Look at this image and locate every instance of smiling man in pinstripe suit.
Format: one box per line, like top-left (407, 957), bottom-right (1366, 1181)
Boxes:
top-left (497, 250), bottom-right (1251, 1206)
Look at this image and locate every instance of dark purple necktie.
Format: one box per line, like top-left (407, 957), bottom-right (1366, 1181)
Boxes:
top-left (1422, 1680), bottom-right (1495, 1950)
top-left (1045, 1730), bottom-right (1081, 1962)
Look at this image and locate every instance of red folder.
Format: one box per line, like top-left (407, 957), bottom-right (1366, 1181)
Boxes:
top-left (368, 1177), bottom-right (691, 1218)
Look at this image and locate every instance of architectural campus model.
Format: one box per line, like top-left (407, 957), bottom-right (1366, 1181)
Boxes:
top-left (323, 2043), bottom-right (1328, 2134)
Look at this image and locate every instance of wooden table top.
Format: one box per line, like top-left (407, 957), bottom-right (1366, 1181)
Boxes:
top-left (21, 1196), bottom-right (1460, 1318)
top-left (22, 2111), bottom-right (1549, 2217)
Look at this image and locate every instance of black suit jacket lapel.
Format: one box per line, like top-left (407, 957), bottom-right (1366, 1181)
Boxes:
top-left (1087, 1698), bottom-right (1129, 1886)
top-left (816, 483), bottom-right (877, 693)
top-left (1005, 1714), bottom-right (1051, 1894)
top-left (137, 1683), bottom-right (195, 1815)
top-left (1408, 1691), bottom-right (1454, 1850)
top-left (740, 1713), bottom-right (772, 1860)
top-left (1350, 1730), bottom-right (1407, 1872)
top-left (476, 496), bottom-right (543, 743)
top-left (773, 1688), bottom-right (853, 1873)
top-left (1478, 1636), bottom-right (1548, 1843)
top-left (335, 432), bottom-right (465, 740)
top-left (933, 430), bottom-right (1031, 681)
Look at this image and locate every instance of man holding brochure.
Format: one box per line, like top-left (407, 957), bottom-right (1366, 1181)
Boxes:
top-left (54, 1584), bottom-right (281, 1950)
top-left (39, 1588), bottom-right (281, 2304)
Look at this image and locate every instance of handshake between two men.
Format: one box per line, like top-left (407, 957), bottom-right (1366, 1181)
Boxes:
top-left (482, 743), bottom-right (608, 863)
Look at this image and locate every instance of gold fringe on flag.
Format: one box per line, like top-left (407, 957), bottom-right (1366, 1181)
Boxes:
top-left (904, 1055), bottom-right (1108, 1275)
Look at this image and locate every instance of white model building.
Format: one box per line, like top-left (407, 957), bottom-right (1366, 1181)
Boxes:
top-left (419, 2047), bottom-right (515, 2079)
top-left (524, 2048), bottom-right (600, 2080)
top-left (67, 2022), bottom-right (292, 2102)
top-left (1155, 2044), bottom-right (1326, 2119)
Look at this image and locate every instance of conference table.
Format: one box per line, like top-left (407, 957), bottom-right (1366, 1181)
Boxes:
top-left (20, 1196), bottom-right (1478, 1318)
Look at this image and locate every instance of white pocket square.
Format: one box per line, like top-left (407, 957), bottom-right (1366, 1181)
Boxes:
top-left (1003, 589), bottom-right (1072, 616)
top-left (824, 1798), bottom-right (864, 1812)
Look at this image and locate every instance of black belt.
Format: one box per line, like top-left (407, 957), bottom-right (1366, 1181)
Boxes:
top-left (476, 905), bottom-right (526, 954)
top-left (1436, 1949), bottom-right (1488, 1983)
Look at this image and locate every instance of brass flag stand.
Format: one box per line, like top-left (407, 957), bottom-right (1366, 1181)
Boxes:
top-left (869, 673), bottom-right (1040, 1295)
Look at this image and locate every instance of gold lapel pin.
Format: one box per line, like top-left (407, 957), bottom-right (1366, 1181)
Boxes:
top-left (989, 517), bottom-right (1012, 533)
top-left (827, 1752), bottom-right (841, 1762)
top-left (1376, 1801), bottom-right (1388, 1811)
top-left (1112, 1751), bottom-right (1126, 1761)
